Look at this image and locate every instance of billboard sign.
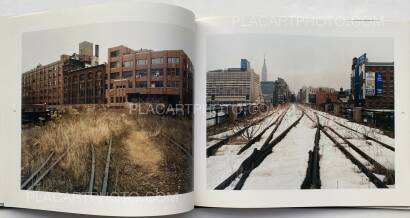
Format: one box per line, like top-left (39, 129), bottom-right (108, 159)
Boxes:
top-left (375, 72), bottom-right (383, 95)
top-left (365, 72), bottom-right (375, 96)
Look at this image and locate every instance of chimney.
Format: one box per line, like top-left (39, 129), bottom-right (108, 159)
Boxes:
top-left (95, 44), bottom-right (99, 57)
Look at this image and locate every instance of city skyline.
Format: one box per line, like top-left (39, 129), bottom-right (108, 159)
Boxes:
top-left (206, 34), bottom-right (394, 93)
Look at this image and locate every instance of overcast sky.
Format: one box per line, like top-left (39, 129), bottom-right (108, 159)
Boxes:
top-left (206, 35), bottom-right (393, 93)
top-left (22, 21), bottom-right (194, 72)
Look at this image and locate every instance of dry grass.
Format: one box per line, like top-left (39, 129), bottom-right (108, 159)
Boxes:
top-left (22, 111), bottom-right (133, 180)
top-left (124, 131), bottom-right (163, 173)
top-left (21, 109), bottom-right (192, 195)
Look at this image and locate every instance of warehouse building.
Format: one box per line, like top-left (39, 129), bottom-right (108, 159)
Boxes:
top-left (63, 64), bottom-right (106, 105)
top-left (105, 46), bottom-right (193, 106)
top-left (22, 41), bottom-right (100, 106)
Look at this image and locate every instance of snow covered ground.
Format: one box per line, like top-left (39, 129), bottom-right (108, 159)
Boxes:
top-left (242, 107), bottom-right (315, 190)
top-left (207, 109), bottom-right (277, 148)
top-left (207, 104), bottom-right (395, 190)
top-left (206, 107), bottom-right (285, 188)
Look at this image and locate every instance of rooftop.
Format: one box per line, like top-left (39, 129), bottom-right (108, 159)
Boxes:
top-left (366, 61), bottom-right (394, 67)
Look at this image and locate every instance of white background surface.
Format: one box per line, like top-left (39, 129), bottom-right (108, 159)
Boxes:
top-left (1, 0), bottom-right (410, 217)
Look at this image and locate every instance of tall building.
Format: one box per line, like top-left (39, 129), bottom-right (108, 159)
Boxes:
top-left (240, 58), bottom-right (250, 71)
top-left (261, 55), bottom-right (267, 81)
top-left (364, 62), bottom-right (394, 109)
top-left (350, 54), bottom-right (394, 109)
top-left (261, 81), bottom-right (274, 104)
top-left (106, 46), bottom-right (193, 106)
top-left (22, 54), bottom-right (87, 106)
top-left (22, 42), bottom-right (102, 106)
top-left (63, 64), bottom-right (106, 105)
top-left (273, 77), bottom-right (291, 104)
top-left (207, 59), bottom-right (261, 105)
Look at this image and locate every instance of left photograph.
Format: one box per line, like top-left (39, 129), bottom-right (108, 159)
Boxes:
top-left (20, 22), bottom-right (194, 196)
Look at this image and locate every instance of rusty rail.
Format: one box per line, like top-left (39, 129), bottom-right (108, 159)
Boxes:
top-left (21, 151), bottom-right (54, 189)
top-left (237, 108), bottom-right (288, 155)
top-left (301, 113), bottom-right (321, 189)
top-left (317, 113), bottom-right (394, 151)
top-left (207, 109), bottom-right (277, 157)
top-left (101, 137), bottom-right (112, 196)
top-left (88, 144), bottom-right (96, 194)
top-left (27, 149), bottom-right (70, 190)
top-left (215, 111), bottom-right (304, 190)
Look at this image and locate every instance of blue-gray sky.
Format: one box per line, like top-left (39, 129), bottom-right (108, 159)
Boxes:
top-left (206, 34), bottom-right (393, 92)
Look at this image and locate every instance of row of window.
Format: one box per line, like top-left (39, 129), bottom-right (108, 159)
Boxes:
top-left (110, 57), bottom-right (180, 68)
top-left (108, 81), bottom-right (181, 89)
top-left (110, 96), bottom-right (127, 103)
top-left (109, 68), bottom-right (181, 79)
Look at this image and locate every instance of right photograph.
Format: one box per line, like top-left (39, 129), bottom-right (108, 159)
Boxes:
top-left (206, 34), bottom-right (395, 190)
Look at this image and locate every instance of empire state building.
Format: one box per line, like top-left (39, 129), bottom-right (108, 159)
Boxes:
top-left (261, 56), bottom-right (268, 81)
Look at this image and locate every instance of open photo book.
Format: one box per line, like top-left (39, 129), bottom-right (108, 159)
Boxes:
top-left (1, 1), bottom-right (410, 216)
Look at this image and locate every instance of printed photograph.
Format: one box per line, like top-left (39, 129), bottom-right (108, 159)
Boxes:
top-left (20, 22), bottom-right (194, 196)
top-left (206, 34), bottom-right (395, 190)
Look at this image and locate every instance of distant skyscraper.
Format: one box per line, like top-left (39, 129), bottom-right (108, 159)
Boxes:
top-left (261, 55), bottom-right (268, 81)
top-left (240, 58), bottom-right (250, 71)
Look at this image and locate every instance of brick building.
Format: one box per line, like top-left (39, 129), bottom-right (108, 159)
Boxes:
top-left (315, 87), bottom-right (337, 105)
top-left (63, 64), bottom-right (106, 105)
top-left (364, 62), bottom-right (394, 109)
top-left (22, 42), bottom-right (101, 107)
top-left (106, 46), bottom-right (193, 106)
top-left (22, 54), bottom-right (87, 106)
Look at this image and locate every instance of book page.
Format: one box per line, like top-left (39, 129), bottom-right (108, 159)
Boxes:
top-left (194, 17), bottom-right (410, 207)
top-left (1, 2), bottom-right (195, 216)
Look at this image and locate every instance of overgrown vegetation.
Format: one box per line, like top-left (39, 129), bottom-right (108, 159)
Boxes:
top-left (21, 108), bottom-right (192, 196)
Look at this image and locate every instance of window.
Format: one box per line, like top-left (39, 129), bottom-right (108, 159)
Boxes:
top-left (110, 50), bottom-right (120, 57)
top-left (122, 61), bottom-right (133, 68)
top-left (110, 61), bottom-right (120, 68)
top-left (110, 72), bottom-right (119, 79)
top-left (128, 81), bottom-right (133, 88)
top-left (151, 69), bottom-right (164, 77)
top-left (151, 81), bottom-right (164, 88)
top-left (122, 71), bottom-right (133, 78)
top-left (136, 81), bottom-right (147, 88)
top-left (168, 57), bottom-right (180, 64)
top-left (136, 59), bottom-right (147, 65)
top-left (136, 70), bottom-right (147, 78)
top-left (151, 57), bottom-right (164, 64)
top-left (167, 68), bottom-right (180, 76)
top-left (167, 81), bottom-right (180, 87)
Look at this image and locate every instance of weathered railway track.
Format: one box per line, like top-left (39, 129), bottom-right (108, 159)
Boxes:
top-left (302, 107), bottom-right (390, 188)
top-left (325, 125), bottom-right (394, 180)
top-left (162, 133), bottom-right (192, 159)
top-left (88, 144), bottom-right (96, 194)
top-left (237, 108), bottom-right (289, 155)
top-left (21, 148), bottom-right (70, 190)
top-left (21, 151), bottom-right (54, 189)
top-left (214, 110), bottom-right (304, 190)
top-left (301, 113), bottom-right (321, 189)
top-left (317, 113), bottom-right (395, 151)
top-left (207, 109), bottom-right (278, 157)
top-left (22, 136), bottom-right (116, 195)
